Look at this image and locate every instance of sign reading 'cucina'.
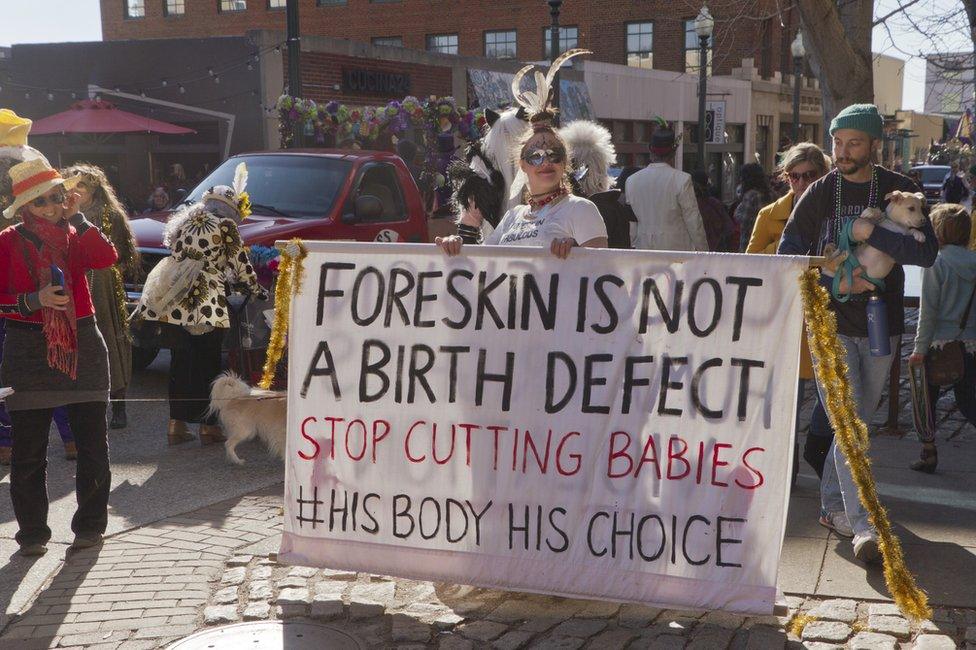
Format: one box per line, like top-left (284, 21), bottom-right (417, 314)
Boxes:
top-left (342, 68), bottom-right (412, 96)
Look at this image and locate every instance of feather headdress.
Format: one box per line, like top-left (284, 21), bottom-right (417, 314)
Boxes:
top-left (558, 120), bottom-right (617, 197)
top-left (232, 162), bottom-right (248, 197)
top-left (511, 48), bottom-right (592, 124)
top-left (232, 162), bottom-right (251, 218)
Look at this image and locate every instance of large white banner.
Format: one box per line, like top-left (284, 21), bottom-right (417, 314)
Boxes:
top-left (279, 243), bottom-right (807, 614)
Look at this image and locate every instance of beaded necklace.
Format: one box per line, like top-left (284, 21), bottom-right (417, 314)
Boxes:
top-left (832, 165), bottom-right (877, 243)
top-left (527, 187), bottom-right (567, 214)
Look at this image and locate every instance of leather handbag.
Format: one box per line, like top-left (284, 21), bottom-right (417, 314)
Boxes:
top-left (925, 281), bottom-right (976, 387)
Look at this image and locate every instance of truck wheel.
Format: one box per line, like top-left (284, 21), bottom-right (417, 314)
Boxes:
top-left (132, 346), bottom-right (159, 371)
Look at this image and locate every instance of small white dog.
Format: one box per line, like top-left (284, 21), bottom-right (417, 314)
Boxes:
top-left (207, 372), bottom-right (286, 465)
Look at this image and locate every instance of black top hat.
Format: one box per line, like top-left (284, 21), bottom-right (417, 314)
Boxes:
top-left (649, 126), bottom-right (677, 155)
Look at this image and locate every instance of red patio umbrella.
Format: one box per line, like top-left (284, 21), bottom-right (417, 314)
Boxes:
top-left (30, 99), bottom-right (196, 135)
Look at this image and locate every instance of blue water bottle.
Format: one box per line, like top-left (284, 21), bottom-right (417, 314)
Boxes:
top-left (50, 265), bottom-right (65, 295)
top-left (867, 293), bottom-right (890, 357)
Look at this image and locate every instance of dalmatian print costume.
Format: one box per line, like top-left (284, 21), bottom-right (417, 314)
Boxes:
top-left (133, 202), bottom-right (265, 331)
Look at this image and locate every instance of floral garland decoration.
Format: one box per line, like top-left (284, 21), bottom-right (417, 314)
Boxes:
top-left (237, 191), bottom-right (252, 219)
top-left (99, 204), bottom-right (131, 341)
top-left (799, 269), bottom-right (930, 620)
top-left (259, 238), bottom-right (307, 390)
top-left (275, 94), bottom-right (485, 148)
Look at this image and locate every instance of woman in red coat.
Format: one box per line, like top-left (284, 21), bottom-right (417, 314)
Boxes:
top-left (0, 157), bottom-right (117, 556)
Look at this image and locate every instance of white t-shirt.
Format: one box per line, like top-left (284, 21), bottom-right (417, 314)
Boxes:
top-left (484, 194), bottom-right (608, 248)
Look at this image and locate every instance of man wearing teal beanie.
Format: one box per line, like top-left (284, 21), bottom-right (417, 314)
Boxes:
top-left (779, 104), bottom-right (938, 566)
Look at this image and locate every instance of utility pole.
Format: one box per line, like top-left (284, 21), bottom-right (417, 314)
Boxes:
top-left (286, 0), bottom-right (303, 147)
top-left (548, 0), bottom-right (563, 125)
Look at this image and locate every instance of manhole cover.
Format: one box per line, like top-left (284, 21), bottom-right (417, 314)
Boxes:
top-left (166, 621), bottom-right (366, 650)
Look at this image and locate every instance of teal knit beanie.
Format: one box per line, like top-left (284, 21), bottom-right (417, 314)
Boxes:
top-left (829, 104), bottom-right (884, 140)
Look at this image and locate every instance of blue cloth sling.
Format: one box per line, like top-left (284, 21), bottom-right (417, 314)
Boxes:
top-left (831, 219), bottom-right (885, 303)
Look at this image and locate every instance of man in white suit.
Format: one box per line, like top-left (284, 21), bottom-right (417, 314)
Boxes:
top-left (624, 123), bottom-right (709, 252)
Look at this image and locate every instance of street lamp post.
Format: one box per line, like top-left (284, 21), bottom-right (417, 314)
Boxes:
top-left (286, 0), bottom-right (303, 147)
top-left (791, 30), bottom-right (805, 146)
top-left (694, 5), bottom-right (714, 172)
top-left (548, 0), bottom-right (563, 124)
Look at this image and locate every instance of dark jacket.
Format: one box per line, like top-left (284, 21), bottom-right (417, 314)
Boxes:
top-left (589, 189), bottom-right (636, 249)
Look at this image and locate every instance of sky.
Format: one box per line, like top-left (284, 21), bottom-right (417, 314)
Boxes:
top-left (1, 0), bottom-right (973, 113)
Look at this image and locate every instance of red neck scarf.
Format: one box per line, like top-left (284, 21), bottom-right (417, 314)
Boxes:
top-left (21, 213), bottom-right (78, 379)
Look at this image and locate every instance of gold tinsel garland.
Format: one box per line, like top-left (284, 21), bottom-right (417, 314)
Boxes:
top-left (799, 269), bottom-right (930, 620)
top-left (259, 239), bottom-right (307, 389)
top-left (99, 204), bottom-right (131, 341)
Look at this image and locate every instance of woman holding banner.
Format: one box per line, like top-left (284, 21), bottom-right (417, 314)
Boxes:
top-left (437, 53), bottom-right (607, 257)
top-left (439, 122), bottom-right (608, 257)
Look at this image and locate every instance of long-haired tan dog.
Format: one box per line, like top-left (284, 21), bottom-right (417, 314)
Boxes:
top-left (207, 372), bottom-right (286, 465)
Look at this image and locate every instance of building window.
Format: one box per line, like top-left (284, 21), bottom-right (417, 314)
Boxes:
top-left (372, 36), bottom-right (403, 48)
top-left (543, 26), bottom-right (579, 59)
top-left (268, 0), bottom-right (285, 7)
top-left (485, 30), bottom-right (517, 59)
top-left (124, 0), bottom-right (145, 18)
top-left (164, 0), bottom-right (185, 15)
top-left (219, 0), bottom-right (246, 12)
top-left (317, 0), bottom-right (346, 5)
top-left (626, 22), bottom-right (653, 69)
top-left (426, 33), bottom-right (459, 55)
top-left (684, 19), bottom-right (712, 75)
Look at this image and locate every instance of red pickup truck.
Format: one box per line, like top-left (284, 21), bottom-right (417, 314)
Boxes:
top-left (127, 149), bottom-right (431, 369)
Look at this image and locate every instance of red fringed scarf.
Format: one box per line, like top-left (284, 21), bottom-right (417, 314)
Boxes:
top-left (21, 213), bottom-right (78, 379)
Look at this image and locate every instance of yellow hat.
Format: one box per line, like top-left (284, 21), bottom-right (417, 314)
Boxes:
top-left (0, 109), bottom-right (32, 147)
top-left (3, 158), bottom-right (81, 220)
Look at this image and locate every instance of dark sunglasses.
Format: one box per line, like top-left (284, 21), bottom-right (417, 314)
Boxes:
top-left (522, 149), bottom-right (566, 166)
top-left (31, 190), bottom-right (67, 209)
top-left (787, 170), bottom-right (820, 183)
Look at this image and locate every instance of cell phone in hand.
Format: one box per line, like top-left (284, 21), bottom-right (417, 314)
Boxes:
top-left (50, 265), bottom-right (65, 296)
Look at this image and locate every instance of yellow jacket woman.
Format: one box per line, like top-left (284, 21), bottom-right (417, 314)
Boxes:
top-left (746, 191), bottom-right (794, 255)
top-left (745, 189), bottom-right (814, 379)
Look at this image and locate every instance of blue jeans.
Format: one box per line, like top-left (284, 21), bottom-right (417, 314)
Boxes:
top-left (815, 334), bottom-right (898, 537)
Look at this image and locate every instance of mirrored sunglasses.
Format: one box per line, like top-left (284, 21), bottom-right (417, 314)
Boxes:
top-left (787, 170), bottom-right (820, 183)
top-left (522, 149), bottom-right (566, 166)
top-left (31, 190), bottom-right (67, 209)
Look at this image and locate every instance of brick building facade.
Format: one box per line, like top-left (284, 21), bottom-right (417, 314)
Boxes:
top-left (103, 0), bottom-right (795, 79)
top-left (297, 51), bottom-right (452, 105)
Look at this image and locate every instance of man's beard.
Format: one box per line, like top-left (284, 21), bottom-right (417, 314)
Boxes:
top-left (835, 153), bottom-right (871, 175)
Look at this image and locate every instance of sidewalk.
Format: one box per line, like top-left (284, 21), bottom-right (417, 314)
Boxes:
top-left (0, 482), bottom-right (972, 650)
top-left (0, 312), bottom-right (974, 648)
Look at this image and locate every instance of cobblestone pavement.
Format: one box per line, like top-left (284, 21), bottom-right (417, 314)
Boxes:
top-left (0, 486), bottom-right (973, 650)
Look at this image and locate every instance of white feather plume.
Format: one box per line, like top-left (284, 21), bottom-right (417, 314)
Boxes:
top-left (232, 162), bottom-right (248, 197)
top-left (558, 120), bottom-right (617, 196)
top-left (511, 49), bottom-right (592, 117)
